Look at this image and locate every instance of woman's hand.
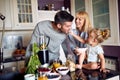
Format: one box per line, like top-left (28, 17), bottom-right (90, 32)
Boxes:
top-left (69, 30), bottom-right (74, 36)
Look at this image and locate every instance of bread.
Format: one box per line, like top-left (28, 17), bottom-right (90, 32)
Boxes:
top-left (66, 60), bottom-right (75, 72)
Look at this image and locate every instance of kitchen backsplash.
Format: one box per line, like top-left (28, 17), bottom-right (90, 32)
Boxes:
top-left (0, 30), bottom-right (33, 58)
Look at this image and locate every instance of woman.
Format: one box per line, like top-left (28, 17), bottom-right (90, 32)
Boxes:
top-left (63, 11), bottom-right (93, 68)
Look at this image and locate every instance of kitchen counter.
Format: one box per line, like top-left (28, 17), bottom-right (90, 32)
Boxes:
top-left (68, 69), bottom-right (120, 80)
top-left (1, 67), bottom-right (119, 80)
top-left (0, 67), bottom-right (24, 80)
top-left (3, 56), bottom-right (25, 63)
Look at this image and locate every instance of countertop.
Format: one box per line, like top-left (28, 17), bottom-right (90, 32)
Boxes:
top-left (69, 69), bottom-right (120, 80)
top-left (3, 55), bottom-right (25, 63)
top-left (0, 68), bottom-right (119, 80)
top-left (0, 67), bottom-right (24, 80)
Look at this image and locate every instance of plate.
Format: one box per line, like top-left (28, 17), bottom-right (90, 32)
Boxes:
top-left (40, 63), bottom-right (49, 68)
top-left (77, 48), bottom-right (87, 54)
top-left (47, 72), bottom-right (61, 80)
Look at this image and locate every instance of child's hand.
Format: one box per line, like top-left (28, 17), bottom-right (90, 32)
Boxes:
top-left (100, 68), bottom-right (110, 73)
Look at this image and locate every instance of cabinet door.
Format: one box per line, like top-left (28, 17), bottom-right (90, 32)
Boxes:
top-left (12, 0), bottom-right (38, 30)
top-left (71, 0), bottom-right (119, 45)
top-left (0, 0), bottom-right (12, 30)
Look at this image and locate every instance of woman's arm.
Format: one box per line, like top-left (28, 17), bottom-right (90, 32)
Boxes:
top-left (69, 31), bottom-right (86, 43)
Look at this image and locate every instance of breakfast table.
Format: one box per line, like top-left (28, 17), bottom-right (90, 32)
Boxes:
top-left (0, 67), bottom-right (119, 80)
top-left (59, 69), bottom-right (119, 80)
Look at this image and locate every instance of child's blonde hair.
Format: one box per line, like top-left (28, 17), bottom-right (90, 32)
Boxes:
top-left (89, 28), bottom-right (110, 43)
top-left (76, 11), bottom-right (92, 32)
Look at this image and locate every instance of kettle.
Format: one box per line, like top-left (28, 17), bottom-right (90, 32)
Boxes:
top-left (37, 34), bottom-right (50, 65)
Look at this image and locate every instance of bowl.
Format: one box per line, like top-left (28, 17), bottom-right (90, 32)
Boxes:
top-left (40, 63), bottom-right (49, 68)
top-left (37, 67), bottom-right (51, 74)
top-left (77, 48), bottom-right (87, 54)
top-left (47, 72), bottom-right (61, 80)
top-left (56, 66), bottom-right (69, 75)
top-left (24, 74), bottom-right (35, 80)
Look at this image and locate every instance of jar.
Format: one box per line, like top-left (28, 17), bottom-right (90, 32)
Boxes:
top-left (38, 72), bottom-right (48, 80)
top-left (53, 59), bottom-right (61, 69)
top-left (38, 75), bottom-right (48, 80)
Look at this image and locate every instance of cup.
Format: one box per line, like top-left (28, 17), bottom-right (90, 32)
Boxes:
top-left (53, 59), bottom-right (61, 69)
top-left (12, 66), bottom-right (16, 71)
top-left (24, 74), bottom-right (35, 80)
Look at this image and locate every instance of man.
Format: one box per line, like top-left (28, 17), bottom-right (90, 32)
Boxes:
top-left (25, 11), bottom-right (74, 65)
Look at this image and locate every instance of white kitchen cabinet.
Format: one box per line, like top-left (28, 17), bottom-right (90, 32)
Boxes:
top-left (0, 0), bottom-right (58, 30)
top-left (12, 0), bottom-right (38, 30)
top-left (71, 0), bottom-right (120, 45)
top-left (0, 0), bottom-right (38, 30)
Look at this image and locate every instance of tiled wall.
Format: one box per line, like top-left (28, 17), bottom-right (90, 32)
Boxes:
top-left (1, 30), bottom-right (33, 58)
top-left (105, 56), bottom-right (119, 71)
top-left (103, 46), bottom-right (120, 71)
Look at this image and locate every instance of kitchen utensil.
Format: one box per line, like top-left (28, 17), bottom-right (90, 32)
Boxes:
top-left (37, 34), bottom-right (50, 65)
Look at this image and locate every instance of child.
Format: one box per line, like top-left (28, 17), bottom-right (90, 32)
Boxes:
top-left (70, 28), bottom-right (110, 72)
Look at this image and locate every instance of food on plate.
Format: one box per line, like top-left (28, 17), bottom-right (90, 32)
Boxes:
top-left (47, 74), bottom-right (59, 79)
top-left (13, 49), bottom-right (26, 56)
top-left (66, 60), bottom-right (75, 72)
top-left (58, 68), bottom-right (68, 71)
top-left (38, 67), bottom-right (50, 72)
top-left (53, 62), bottom-right (61, 69)
top-left (21, 49), bottom-right (26, 54)
top-left (37, 67), bottom-right (51, 74)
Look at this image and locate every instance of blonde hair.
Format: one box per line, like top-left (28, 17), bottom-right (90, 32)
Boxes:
top-left (89, 28), bottom-right (110, 43)
top-left (76, 11), bottom-right (93, 32)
